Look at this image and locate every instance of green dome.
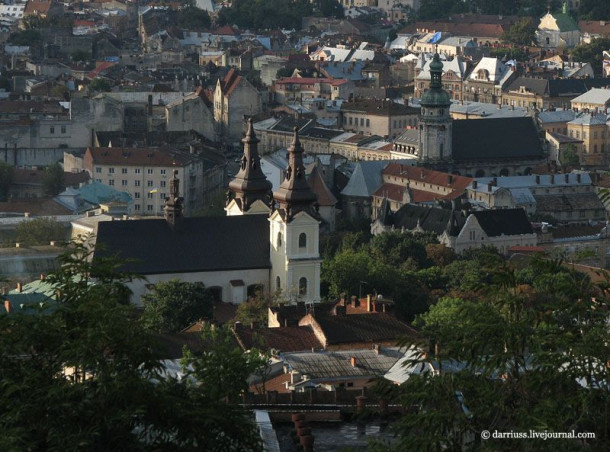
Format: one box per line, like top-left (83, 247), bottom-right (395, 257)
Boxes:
top-left (421, 87), bottom-right (451, 107)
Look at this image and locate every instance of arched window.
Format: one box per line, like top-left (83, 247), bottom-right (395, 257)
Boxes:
top-left (299, 277), bottom-right (307, 296)
top-left (276, 276), bottom-right (281, 291)
top-left (277, 231), bottom-right (282, 248)
top-left (298, 233), bottom-right (307, 249)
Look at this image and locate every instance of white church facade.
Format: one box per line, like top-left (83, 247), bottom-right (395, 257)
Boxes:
top-left (94, 120), bottom-right (321, 305)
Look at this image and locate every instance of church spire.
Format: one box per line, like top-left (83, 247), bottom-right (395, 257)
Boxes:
top-left (164, 169), bottom-right (183, 228)
top-left (273, 127), bottom-right (318, 221)
top-left (228, 118), bottom-right (273, 212)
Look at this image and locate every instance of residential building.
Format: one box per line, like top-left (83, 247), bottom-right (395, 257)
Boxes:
top-left (463, 57), bottom-right (516, 105)
top-left (566, 113), bottom-right (608, 166)
top-left (546, 130), bottom-right (583, 167)
top-left (164, 89), bottom-right (216, 141)
top-left (273, 77), bottom-right (354, 103)
top-left (537, 223), bottom-right (610, 268)
top-left (214, 68), bottom-right (263, 142)
top-left (570, 88), bottom-right (610, 113)
top-left (340, 99), bottom-right (419, 139)
top-left (503, 78), bottom-right (591, 110)
top-left (414, 54), bottom-right (469, 101)
top-left (83, 147), bottom-right (206, 216)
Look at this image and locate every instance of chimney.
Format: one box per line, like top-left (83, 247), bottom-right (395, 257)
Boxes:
top-left (535, 175), bottom-right (540, 184)
top-left (16, 282), bottom-right (22, 293)
top-left (472, 180), bottom-right (478, 189)
top-left (373, 344), bottom-right (379, 354)
top-left (350, 357), bottom-right (357, 367)
top-left (4, 299), bottom-right (10, 313)
top-left (487, 182), bottom-right (492, 192)
top-left (448, 174), bottom-right (454, 184)
top-left (40, 274), bottom-right (45, 281)
top-left (366, 294), bottom-right (372, 312)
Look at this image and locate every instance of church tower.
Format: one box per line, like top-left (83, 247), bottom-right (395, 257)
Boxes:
top-left (419, 52), bottom-right (452, 164)
top-left (226, 118), bottom-right (273, 216)
top-left (269, 127), bottom-right (321, 304)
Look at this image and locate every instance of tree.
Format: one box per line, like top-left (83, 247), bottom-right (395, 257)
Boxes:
top-left (141, 279), bottom-right (214, 333)
top-left (43, 162), bottom-right (65, 196)
top-left (70, 49), bottom-right (91, 62)
top-left (571, 37), bottom-right (610, 77)
top-left (0, 161), bottom-right (13, 202)
top-left (561, 143), bottom-right (580, 168)
top-left (388, 28), bottom-right (398, 42)
top-left (178, 5), bottom-right (212, 30)
top-left (276, 67), bottom-right (294, 79)
top-left (15, 217), bottom-right (67, 246)
top-left (318, 0), bottom-right (343, 18)
top-left (0, 242), bottom-right (265, 451)
top-left (374, 259), bottom-right (610, 451)
top-left (500, 17), bottom-right (536, 46)
top-left (89, 78), bottom-right (112, 93)
top-left (579, 0), bottom-right (610, 20)
top-left (8, 29), bottom-right (41, 46)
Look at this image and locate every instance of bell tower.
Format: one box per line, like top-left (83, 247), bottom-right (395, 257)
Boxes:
top-left (269, 128), bottom-right (321, 304)
top-left (226, 118), bottom-right (273, 215)
top-left (419, 52), bottom-right (452, 165)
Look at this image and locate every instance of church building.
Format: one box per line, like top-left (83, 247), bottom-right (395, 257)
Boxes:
top-left (94, 120), bottom-right (321, 305)
top-left (394, 52), bottom-right (546, 177)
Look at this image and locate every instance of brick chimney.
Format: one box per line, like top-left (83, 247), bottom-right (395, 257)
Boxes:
top-left (16, 282), bottom-right (22, 293)
top-left (4, 299), bottom-right (11, 313)
top-left (350, 356), bottom-right (357, 367)
top-left (366, 294), bottom-right (373, 312)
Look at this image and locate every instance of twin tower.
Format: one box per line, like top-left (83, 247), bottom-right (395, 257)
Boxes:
top-left (226, 120), bottom-right (321, 303)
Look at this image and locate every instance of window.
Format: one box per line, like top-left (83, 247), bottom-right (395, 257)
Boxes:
top-left (147, 169), bottom-right (153, 175)
top-left (122, 168), bottom-right (128, 174)
top-left (134, 204), bottom-right (141, 211)
top-left (121, 180), bottom-right (127, 186)
top-left (366, 118), bottom-right (370, 127)
top-left (50, 127), bottom-right (55, 134)
top-left (135, 180), bottom-right (141, 187)
top-left (135, 192), bottom-right (140, 199)
top-left (298, 277), bottom-right (307, 296)
top-left (108, 179), bottom-right (114, 186)
top-left (360, 118), bottom-right (364, 126)
top-left (276, 276), bottom-right (281, 291)
top-left (277, 232), bottom-right (282, 248)
top-left (61, 126), bottom-right (66, 134)
top-left (147, 181), bottom-right (153, 187)
top-left (109, 168), bottom-right (115, 174)
top-left (134, 169), bottom-right (141, 174)
top-left (95, 167), bottom-right (101, 174)
top-left (469, 230), bottom-right (476, 240)
top-left (298, 233), bottom-right (307, 249)
top-left (147, 193), bottom-right (154, 199)
top-left (160, 169), bottom-right (166, 175)
top-left (147, 205), bottom-right (153, 211)
top-left (160, 181), bottom-right (166, 188)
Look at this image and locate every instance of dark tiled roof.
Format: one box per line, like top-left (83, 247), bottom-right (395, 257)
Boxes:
top-left (314, 313), bottom-right (418, 345)
top-left (94, 215), bottom-right (270, 274)
top-left (233, 325), bottom-right (322, 353)
top-left (550, 224), bottom-right (604, 239)
top-left (534, 193), bottom-right (604, 212)
top-left (471, 208), bottom-right (533, 237)
top-left (87, 147), bottom-right (199, 167)
top-left (452, 117), bottom-right (544, 162)
top-left (340, 99), bottom-right (419, 116)
top-left (392, 204), bottom-right (464, 236)
top-left (270, 302), bottom-right (334, 327)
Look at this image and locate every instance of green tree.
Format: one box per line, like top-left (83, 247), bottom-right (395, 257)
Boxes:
top-left (579, 0), bottom-right (610, 20)
top-left (374, 260), bottom-right (610, 451)
top-left (561, 143), bottom-right (580, 168)
top-left (0, 242), bottom-right (265, 451)
top-left (70, 49), bottom-right (91, 62)
top-left (0, 161), bottom-right (13, 202)
top-left (8, 29), bottom-right (41, 46)
top-left (276, 67), bottom-right (294, 79)
top-left (571, 37), bottom-right (610, 77)
top-left (141, 279), bottom-right (214, 333)
top-left (89, 78), bottom-right (112, 93)
top-left (15, 217), bottom-right (67, 246)
top-left (500, 17), bottom-right (536, 46)
top-left (178, 5), bottom-right (212, 29)
top-left (318, 0), bottom-right (343, 18)
top-left (43, 162), bottom-right (65, 196)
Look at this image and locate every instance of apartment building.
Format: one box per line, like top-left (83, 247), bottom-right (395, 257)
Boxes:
top-left (83, 147), bottom-right (207, 216)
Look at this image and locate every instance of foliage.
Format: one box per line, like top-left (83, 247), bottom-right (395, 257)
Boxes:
top-left (217, 0), bottom-right (313, 30)
top-left (42, 162), bottom-right (65, 196)
top-left (318, 0), bottom-right (344, 19)
top-left (0, 242), bottom-right (264, 451)
top-left (8, 29), bottom-right (41, 46)
top-left (178, 5), bottom-right (211, 30)
top-left (416, 0), bottom-right (468, 20)
top-left (0, 161), bottom-right (13, 202)
top-left (70, 50), bottom-right (91, 62)
top-left (89, 78), bottom-right (112, 93)
top-left (561, 143), bottom-right (580, 168)
top-left (234, 290), bottom-right (281, 328)
top-left (276, 67), bottom-right (294, 79)
top-left (570, 37), bottom-right (610, 77)
top-left (489, 46), bottom-right (528, 61)
top-left (374, 257), bottom-right (610, 451)
top-left (578, 0), bottom-right (610, 20)
top-left (141, 279), bottom-right (214, 333)
top-left (15, 218), bottom-right (67, 246)
top-left (500, 17), bottom-right (536, 46)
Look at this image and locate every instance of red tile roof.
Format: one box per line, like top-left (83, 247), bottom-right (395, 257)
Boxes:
top-left (233, 325), bottom-right (323, 353)
top-left (578, 20), bottom-right (610, 35)
top-left (86, 147), bottom-right (197, 167)
top-left (383, 163), bottom-right (472, 193)
top-left (307, 166), bottom-right (337, 207)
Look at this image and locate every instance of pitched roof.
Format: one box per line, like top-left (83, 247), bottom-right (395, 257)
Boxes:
top-left (233, 325), bottom-right (322, 353)
top-left (470, 208), bottom-right (533, 237)
top-left (452, 117), bottom-right (544, 162)
top-left (94, 215), bottom-right (271, 274)
top-left (391, 204), bottom-right (464, 236)
top-left (340, 161), bottom-right (387, 197)
top-left (86, 147), bottom-right (198, 167)
top-left (383, 163), bottom-right (472, 193)
top-left (551, 12), bottom-right (579, 32)
top-left (307, 166), bottom-right (337, 207)
top-left (571, 88), bottom-right (610, 106)
top-left (311, 312), bottom-right (418, 345)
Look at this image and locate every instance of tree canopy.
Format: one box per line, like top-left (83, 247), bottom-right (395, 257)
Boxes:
top-left (15, 217), bottom-right (67, 246)
top-left (141, 279), bottom-right (214, 333)
top-left (500, 17), bottom-right (536, 46)
top-left (0, 243), bottom-right (265, 450)
top-left (43, 162), bottom-right (65, 196)
top-left (0, 161), bottom-right (13, 202)
top-left (571, 37), bottom-right (610, 77)
top-left (216, 0), bottom-right (314, 30)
